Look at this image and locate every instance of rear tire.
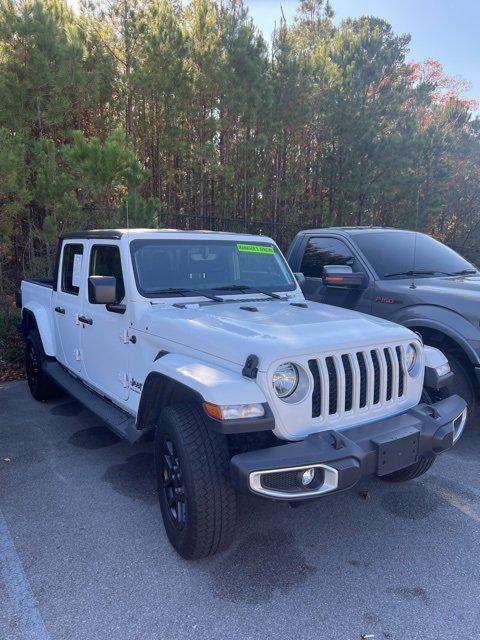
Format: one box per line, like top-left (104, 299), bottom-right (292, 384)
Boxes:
top-left (154, 403), bottom-right (236, 559)
top-left (381, 456), bottom-right (436, 482)
top-left (25, 330), bottom-right (60, 401)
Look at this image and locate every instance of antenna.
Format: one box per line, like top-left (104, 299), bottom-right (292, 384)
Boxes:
top-left (126, 198), bottom-right (129, 229)
top-left (410, 185), bottom-right (421, 289)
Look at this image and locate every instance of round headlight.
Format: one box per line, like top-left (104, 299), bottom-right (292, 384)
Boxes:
top-left (272, 363), bottom-right (299, 398)
top-left (406, 343), bottom-right (418, 372)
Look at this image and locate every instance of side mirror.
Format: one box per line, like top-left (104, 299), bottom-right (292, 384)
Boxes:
top-left (293, 272), bottom-right (306, 289)
top-left (322, 265), bottom-right (364, 288)
top-left (88, 275), bottom-right (117, 304)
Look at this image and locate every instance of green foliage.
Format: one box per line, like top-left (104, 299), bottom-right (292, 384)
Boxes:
top-left (1, 0), bottom-right (480, 311)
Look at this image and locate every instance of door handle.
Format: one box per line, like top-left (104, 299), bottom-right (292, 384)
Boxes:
top-left (78, 315), bottom-right (93, 325)
top-left (54, 306), bottom-right (65, 315)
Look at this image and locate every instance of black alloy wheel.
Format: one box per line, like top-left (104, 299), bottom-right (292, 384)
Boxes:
top-left (161, 438), bottom-right (187, 529)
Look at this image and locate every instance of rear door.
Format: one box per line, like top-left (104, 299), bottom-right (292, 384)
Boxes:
top-left (52, 241), bottom-right (85, 372)
top-left (300, 236), bottom-right (373, 313)
top-left (80, 242), bottom-right (130, 402)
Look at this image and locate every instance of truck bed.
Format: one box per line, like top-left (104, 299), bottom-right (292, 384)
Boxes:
top-left (22, 277), bottom-right (54, 288)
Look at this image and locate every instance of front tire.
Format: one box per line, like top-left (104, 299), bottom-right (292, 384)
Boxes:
top-left (381, 456), bottom-right (436, 482)
top-left (25, 330), bottom-right (60, 401)
top-left (154, 403), bottom-right (236, 559)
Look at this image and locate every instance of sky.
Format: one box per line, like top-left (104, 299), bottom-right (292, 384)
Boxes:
top-left (246, 0), bottom-right (480, 108)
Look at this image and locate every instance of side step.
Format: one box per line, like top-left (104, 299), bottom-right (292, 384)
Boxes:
top-left (43, 361), bottom-right (142, 444)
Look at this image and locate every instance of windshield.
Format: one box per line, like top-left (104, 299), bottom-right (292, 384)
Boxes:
top-left (354, 232), bottom-right (478, 279)
top-left (130, 239), bottom-right (296, 297)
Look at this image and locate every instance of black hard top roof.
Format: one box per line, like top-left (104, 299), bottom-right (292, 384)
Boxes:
top-left (297, 226), bottom-right (418, 236)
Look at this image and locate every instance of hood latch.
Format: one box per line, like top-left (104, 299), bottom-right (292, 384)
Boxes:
top-left (242, 354), bottom-right (259, 379)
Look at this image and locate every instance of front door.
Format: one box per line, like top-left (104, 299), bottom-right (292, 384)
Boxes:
top-left (300, 236), bottom-right (373, 314)
top-left (52, 241), bottom-right (85, 372)
top-left (80, 242), bottom-right (130, 402)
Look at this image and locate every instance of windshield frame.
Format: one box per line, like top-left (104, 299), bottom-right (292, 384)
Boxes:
top-left (129, 238), bottom-right (297, 299)
top-left (353, 231), bottom-right (478, 280)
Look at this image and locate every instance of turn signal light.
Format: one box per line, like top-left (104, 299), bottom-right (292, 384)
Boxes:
top-left (203, 402), bottom-right (265, 420)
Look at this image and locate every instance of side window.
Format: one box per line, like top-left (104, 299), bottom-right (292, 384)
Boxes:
top-left (89, 245), bottom-right (125, 303)
top-left (61, 243), bottom-right (84, 295)
top-left (300, 237), bottom-right (357, 278)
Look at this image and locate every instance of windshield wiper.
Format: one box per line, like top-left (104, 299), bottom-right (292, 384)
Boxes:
top-left (148, 287), bottom-right (223, 302)
top-left (213, 284), bottom-right (282, 300)
top-left (383, 270), bottom-right (446, 278)
top-left (447, 269), bottom-right (478, 276)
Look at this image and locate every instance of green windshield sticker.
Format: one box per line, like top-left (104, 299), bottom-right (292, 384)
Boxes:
top-left (236, 243), bottom-right (274, 255)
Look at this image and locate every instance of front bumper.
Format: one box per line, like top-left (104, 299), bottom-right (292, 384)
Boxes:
top-left (230, 395), bottom-right (467, 500)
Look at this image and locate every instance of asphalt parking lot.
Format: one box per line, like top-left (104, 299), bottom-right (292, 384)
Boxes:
top-left (1, 381), bottom-right (479, 640)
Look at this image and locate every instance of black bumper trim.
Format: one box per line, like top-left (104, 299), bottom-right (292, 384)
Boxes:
top-left (230, 395), bottom-right (466, 499)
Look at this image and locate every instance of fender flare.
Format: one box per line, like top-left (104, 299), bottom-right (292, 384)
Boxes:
top-left (390, 305), bottom-right (480, 367)
top-left (136, 352), bottom-right (271, 432)
top-left (22, 303), bottom-right (56, 357)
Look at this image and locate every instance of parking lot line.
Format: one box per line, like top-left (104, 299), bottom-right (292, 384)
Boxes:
top-left (0, 507), bottom-right (51, 640)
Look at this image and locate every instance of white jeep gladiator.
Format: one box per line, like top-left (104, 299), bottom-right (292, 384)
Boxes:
top-left (19, 229), bottom-right (467, 559)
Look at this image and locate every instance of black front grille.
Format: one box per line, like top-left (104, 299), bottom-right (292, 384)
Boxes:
top-left (384, 348), bottom-right (393, 401)
top-left (342, 354), bottom-right (353, 411)
top-left (371, 350), bottom-right (381, 404)
top-left (309, 345), bottom-right (405, 418)
top-left (325, 356), bottom-right (338, 414)
top-left (308, 359), bottom-right (321, 418)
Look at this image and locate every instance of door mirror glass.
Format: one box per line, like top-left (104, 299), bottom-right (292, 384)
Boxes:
top-left (88, 276), bottom-right (117, 304)
top-left (322, 265), bottom-right (364, 288)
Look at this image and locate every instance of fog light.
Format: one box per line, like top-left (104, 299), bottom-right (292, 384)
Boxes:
top-left (300, 468), bottom-right (315, 486)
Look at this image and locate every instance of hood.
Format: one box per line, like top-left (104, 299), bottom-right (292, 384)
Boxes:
top-left (385, 274), bottom-right (480, 323)
top-left (411, 274), bottom-right (480, 299)
top-left (139, 298), bottom-right (416, 369)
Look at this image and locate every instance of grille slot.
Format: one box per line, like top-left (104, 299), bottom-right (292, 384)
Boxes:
top-left (371, 350), bottom-right (381, 404)
top-left (384, 348), bottom-right (393, 400)
top-left (325, 356), bottom-right (338, 414)
top-left (308, 359), bottom-right (321, 418)
top-left (357, 352), bottom-right (368, 408)
top-left (342, 355), bottom-right (353, 412)
top-left (396, 346), bottom-right (405, 397)
top-left (309, 343), bottom-right (407, 419)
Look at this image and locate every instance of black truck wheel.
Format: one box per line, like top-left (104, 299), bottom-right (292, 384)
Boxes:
top-left (381, 456), bottom-right (435, 482)
top-left (154, 403), bottom-right (236, 559)
top-left (25, 330), bottom-right (60, 401)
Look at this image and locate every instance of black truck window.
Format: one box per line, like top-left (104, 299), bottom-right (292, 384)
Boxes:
top-left (354, 231), bottom-right (477, 278)
top-left (300, 237), bottom-right (356, 278)
top-left (61, 243), bottom-right (84, 295)
top-left (89, 245), bottom-right (125, 302)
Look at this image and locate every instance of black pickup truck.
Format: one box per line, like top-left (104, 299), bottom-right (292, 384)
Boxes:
top-left (287, 227), bottom-right (480, 422)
